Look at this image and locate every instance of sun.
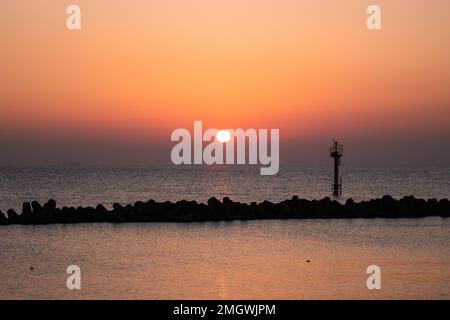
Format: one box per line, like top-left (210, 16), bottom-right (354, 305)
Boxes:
top-left (216, 130), bottom-right (231, 143)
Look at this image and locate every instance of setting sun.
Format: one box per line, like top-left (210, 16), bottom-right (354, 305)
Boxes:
top-left (216, 130), bottom-right (231, 143)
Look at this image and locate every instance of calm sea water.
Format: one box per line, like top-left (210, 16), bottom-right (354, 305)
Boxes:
top-left (0, 219), bottom-right (449, 299)
top-left (0, 166), bottom-right (449, 211)
top-left (0, 166), bottom-right (449, 299)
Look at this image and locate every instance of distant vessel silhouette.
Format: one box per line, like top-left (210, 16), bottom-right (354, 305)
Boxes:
top-left (62, 161), bottom-right (82, 167)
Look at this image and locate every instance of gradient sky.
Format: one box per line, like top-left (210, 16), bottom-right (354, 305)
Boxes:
top-left (0, 0), bottom-right (449, 166)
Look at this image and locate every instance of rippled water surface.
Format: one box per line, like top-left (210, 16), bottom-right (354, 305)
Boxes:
top-left (0, 218), bottom-right (449, 299)
top-left (0, 166), bottom-right (449, 299)
top-left (1, 166), bottom-right (449, 211)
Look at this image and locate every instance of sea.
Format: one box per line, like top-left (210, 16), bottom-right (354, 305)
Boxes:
top-left (0, 166), bottom-right (449, 299)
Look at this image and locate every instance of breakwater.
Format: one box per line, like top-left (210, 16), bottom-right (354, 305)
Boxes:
top-left (0, 195), bottom-right (449, 225)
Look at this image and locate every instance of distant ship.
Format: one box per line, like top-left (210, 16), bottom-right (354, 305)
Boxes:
top-left (62, 161), bottom-right (83, 167)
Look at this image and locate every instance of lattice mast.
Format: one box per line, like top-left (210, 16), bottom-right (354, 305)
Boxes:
top-left (329, 139), bottom-right (343, 196)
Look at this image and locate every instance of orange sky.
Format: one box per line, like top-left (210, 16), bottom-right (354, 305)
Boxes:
top-left (0, 0), bottom-right (449, 165)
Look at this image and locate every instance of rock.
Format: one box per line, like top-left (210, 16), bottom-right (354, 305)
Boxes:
top-left (44, 199), bottom-right (57, 211)
top-left (320, 197), bottom-right (332, 203)
top-left (22, 202), bottom-right (33, 217)
top-left (96, 204), bottom-right (108, 214)
top-left (112, 203), bottom-right (123, 211)
top-left (438, 199), bottom-right (450, 217)
top-left (31, 201), bottom-right (43, 214)
top-left (7, 209), bottom-right (20, 224)
top-left (60, 206), bottom-right (76, 223)
top-left (0, 210), bottom-right (8, 225)
top-left (207, 197), bottom-right (221, 207)
top-left (223, 197), bottom-right (233, 204)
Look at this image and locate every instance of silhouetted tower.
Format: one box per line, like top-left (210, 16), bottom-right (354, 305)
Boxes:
top-left (329, 139), bottom-right (343, 196)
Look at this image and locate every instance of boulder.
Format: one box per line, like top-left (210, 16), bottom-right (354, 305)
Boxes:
top-left (22, 202), bottom-right (33, 217)
top-left (207, 197), bottom-right (221, 207)
top-left (44, 199), bottom-right (57, 211)
top-left (31, 201), bottom-right (43, 214)
top-left (0, 210), bottom-right (7, 225)
top-left (7, 209), bottom-right (20, 224)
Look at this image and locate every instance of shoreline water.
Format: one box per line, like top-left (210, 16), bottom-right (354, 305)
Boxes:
top-left (1, 218), bottom-right (449, 299)
top-left (1, 195), bottom-right (449, 225)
